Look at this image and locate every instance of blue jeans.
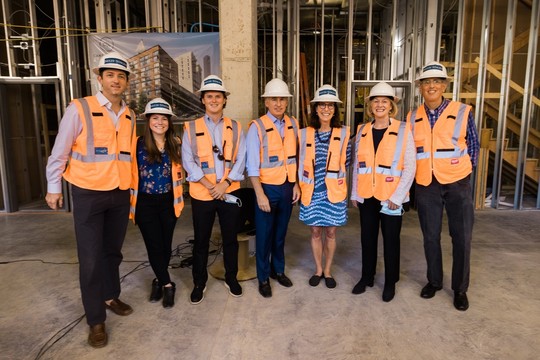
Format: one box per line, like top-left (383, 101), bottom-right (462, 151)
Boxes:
top-left (255, 182), bottom-right (294, 283)
top-left (415, 175), bottom-right (474, 292)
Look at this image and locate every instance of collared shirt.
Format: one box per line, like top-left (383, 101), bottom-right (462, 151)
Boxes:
top-left (424, 98), bottom-right (479, 167)
top-left (181, 114), bottom-right (246, 183)
top-left (45, 92), bottom-right (128, 193)
top-left (246, 111), bottom-right (286, 177)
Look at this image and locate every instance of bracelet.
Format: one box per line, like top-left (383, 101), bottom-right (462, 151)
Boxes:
top-left (224, 178), bottom-right (232, 186)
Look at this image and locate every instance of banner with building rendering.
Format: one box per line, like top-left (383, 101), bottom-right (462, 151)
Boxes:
top-left (87, 33), bottom-right (220, 121)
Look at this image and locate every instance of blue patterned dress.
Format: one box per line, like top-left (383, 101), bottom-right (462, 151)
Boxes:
top-left (299, 129), bottom-right (351, 226)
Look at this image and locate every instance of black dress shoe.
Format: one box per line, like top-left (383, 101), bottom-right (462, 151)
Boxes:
top-left (149, 278), bottom-right (163, 302)
top-left (259, 280), bottom-right (272, 298)
top-left (309, 274), bottom-right (322, 287)
top-left (420, 283), bottom-right (442, 299)
top-left (273, 273), bottom-right (293, 287)
top-left (454, 292), bottom-right (469, 311)
top-left (162, 283), bottom-right (176, 309)
top-left (382, 283), bottom-right (396, 302)
top-left (352, 279), bottom-right (374, 294)
top-left (88, 323), bottom-right (107, 348)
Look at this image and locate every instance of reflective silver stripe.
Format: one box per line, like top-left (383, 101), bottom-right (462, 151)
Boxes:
top-left (355, 123), bottom-right (367, 150)
top-left (254, 118), bottom-right (270, 166)
top-left (298, 128), bottom-right (310, 182)
top-left (130, 189), bottom-right (138, 196)
top-left (434, 148), bottom-right (468, 158)
top-left (410, 109), bottom-right (417, 133)
top-left (118, 153), bottom-right (131, 162)
top-left (202, 167), bottom-right (216, 174)
top-left (301, 176), bottom-right (314, 184)
top-left (226, 120), bottom-right (240, 170)
top-left (390, 121), bottom-right (407, 171)
top-left (173, 180), bottom-right (182, 187)
top-left (289, 116), bottom-right (299, 138)
top-left (357, 167), bottom-right (372, 175)
top-left (286, 158), bottom-right (296, 165)
top-left (262, 160), bottom-right (283, 168)
top-left (174, 196), bottom-right (183, 205)
top-left (129, 205), bottom-right (136, 214)
top-left (78, 98), bottom-right (97, 162)
top-left (326, 126), bottom-right (348, 179)
top-left (187, 121), bottom-right (200, 164)
top-left (326, 172), bottom-right (344, 179)
top-left (71, 151), bottom-right (115, 162)
top-left (416, 152), bottom-right (431, 160)
top-left (375, 166), bottom-right (403, 177)
top-left (452, 103), bottom-right (468, 145)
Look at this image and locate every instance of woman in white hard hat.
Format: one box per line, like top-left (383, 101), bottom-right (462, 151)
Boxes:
top-left (129, 98), bottom-right (184, 308)
top-left (351, 82), bottom-right (415, 302)
top-left (298, 84), bottom-right (351, 289)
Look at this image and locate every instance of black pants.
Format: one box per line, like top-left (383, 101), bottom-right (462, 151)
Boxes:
top-left (190, 195), bottom-right (241, 286)
top-left (135, 192), bottom-right (178, 286)
top-left (72, 185), bottom-right (130, 326)
top-left (415, 175), bottom-right (473, 292)
top-left (358, 196), bottom-right (402, 285)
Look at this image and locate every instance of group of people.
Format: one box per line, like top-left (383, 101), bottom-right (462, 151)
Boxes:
top-left (45, 51), bottom-right (478, 348)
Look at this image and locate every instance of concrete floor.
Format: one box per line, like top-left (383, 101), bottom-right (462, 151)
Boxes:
top-left (0, 205), bottom-right (539, 360)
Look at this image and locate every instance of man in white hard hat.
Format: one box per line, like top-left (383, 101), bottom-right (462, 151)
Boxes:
top-left (182, 75), bottom-right (246, 304)
top-left (45, 51), bottom-right (136, 348)
top-left (246, 78), bottom-right (301, 298)
top-left (406, 61), bottom-right (479, 311)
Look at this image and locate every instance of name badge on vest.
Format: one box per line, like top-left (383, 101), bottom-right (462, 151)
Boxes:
top-left (451, 158), bottom-right (459, 165)
top-left (269, 155), bottom-right (279, 163)
top-left (358, 161), bottom-right (366, 168)
top-left (385, 177), bottom-right (394, 182)
top-left (95, 147), bottom-right (108, 155)
top-left (417, 146), bottom-right (424, 153)
top-left (201, 161), bottom-right (209, 169)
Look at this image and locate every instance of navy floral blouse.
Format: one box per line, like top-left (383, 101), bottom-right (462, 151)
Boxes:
top-left (136, 137), bottom-right (173, 194)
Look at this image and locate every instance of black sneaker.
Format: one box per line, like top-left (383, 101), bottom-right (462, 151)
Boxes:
top-left (190, 285), bottom-right (206, 305)
top-left (224, 279), bottom-right (243, 297)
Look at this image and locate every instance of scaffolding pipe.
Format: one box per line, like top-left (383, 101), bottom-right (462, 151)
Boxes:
top-left (491, 0), bottom-right (517, 208)
top-left (366, 0), bottom-right (372, 80)
top-left (515, 0), bottom-right (540, 209)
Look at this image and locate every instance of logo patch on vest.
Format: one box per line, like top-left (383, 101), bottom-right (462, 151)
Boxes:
top-left (201, 161), bottom-right (209, 169)
top-left (358, 161), bottom-right (366, 168)
top-left (417, 146), bottom-right (424, 153)
top-left (451, 158), bottom-right (459, 165)
top-left (269, 155), bottom-right (279, 162)
top-left (338, 179), bottom-right (344, 185)
top-left (95, 147), bottom-right (108, 155)
top-left (385, 177), bottom-right (394, 182)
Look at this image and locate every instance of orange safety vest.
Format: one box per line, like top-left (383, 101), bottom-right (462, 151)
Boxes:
top-left (355, 119), bottom-right (409, 201)
top-left (298, 126), bottom-right (349, 206)
top-left (250, 114), bottom-right (298, 185)
top-left (63, 96), bottom-right (135, 191)
top-left (184, 116), bottom-right (241, 201)
top-left (129, 136), bottom-right (184, 222)
top-left (407, 101), bottom-right (472, 185)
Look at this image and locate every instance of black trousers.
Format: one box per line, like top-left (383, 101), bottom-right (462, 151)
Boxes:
top-left (135, 192), bottom-right (178, 286)
top-left (358, 196), bottom-right (402, 285)
top-left (190, 195), bottom-right (240, 286)
top-left (71, 185), bottom-right (130, 326)
top-left (415, 175), bottom-right (473, 292)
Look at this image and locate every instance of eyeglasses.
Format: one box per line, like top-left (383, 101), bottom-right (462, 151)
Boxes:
top-left (212, 144), bottom-right (225, 161)
top-left (420, 79), bottom-right (445, 86)
top-left (318, 103), bottom-right (335, 109)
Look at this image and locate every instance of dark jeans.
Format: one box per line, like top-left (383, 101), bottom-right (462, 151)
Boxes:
top-left (71, 185), bottom-right (130, 326)
top-left (358, 196), bottom-right (402, 285)
top-left (190, 194), bottom-right (241, 286)
top-left (135, 192), bottom-right (178, 286)
top-left (415, 175), bottom-right (473, 292)
top-left (255, 182), bottom-right (294, 282)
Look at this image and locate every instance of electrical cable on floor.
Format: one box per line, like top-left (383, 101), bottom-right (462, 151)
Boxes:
top-left (34, 314), bottom-right (85, 360)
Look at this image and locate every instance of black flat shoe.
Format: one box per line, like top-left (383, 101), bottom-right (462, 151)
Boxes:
top-left (382, 283), bottom-right (396, 302)
top-left (149, 278), bottom-right (163, 302)
top-left (352, 279), bottom-right (374, 294)
top-left (309, 274), bottom-right (322, 287)
top-left (162, 283), bottom-right (176, 308)
top-left (324, 274), bottom-right (337, 289)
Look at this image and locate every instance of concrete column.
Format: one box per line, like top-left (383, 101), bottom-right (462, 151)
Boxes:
top-left (219, 0), bottom-right (258, 128)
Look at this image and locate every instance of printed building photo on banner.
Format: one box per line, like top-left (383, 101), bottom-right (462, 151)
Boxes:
top-left (87, 33), bottom-right (220, 122)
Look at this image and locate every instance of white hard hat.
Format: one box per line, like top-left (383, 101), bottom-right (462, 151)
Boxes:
top-left (416, 61), bottom-right (451, 81)
top-left (311, 84), bottom-right (342, 103)
top-left (92, 51), bottom-right (133, 77)
top-left (368, 82), bottom-right (400, 102)
top-left (143, 98), bottom-right (176, 118)
top-left (197, 75), bottom-right (230, 95)
top-left (262, 78), bottom-right (292, 97)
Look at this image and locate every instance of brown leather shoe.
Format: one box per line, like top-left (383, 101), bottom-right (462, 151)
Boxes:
top-left (88, 323), bottom-right (107, 348)
top-left (105, 298), bottom-right (133, 316)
